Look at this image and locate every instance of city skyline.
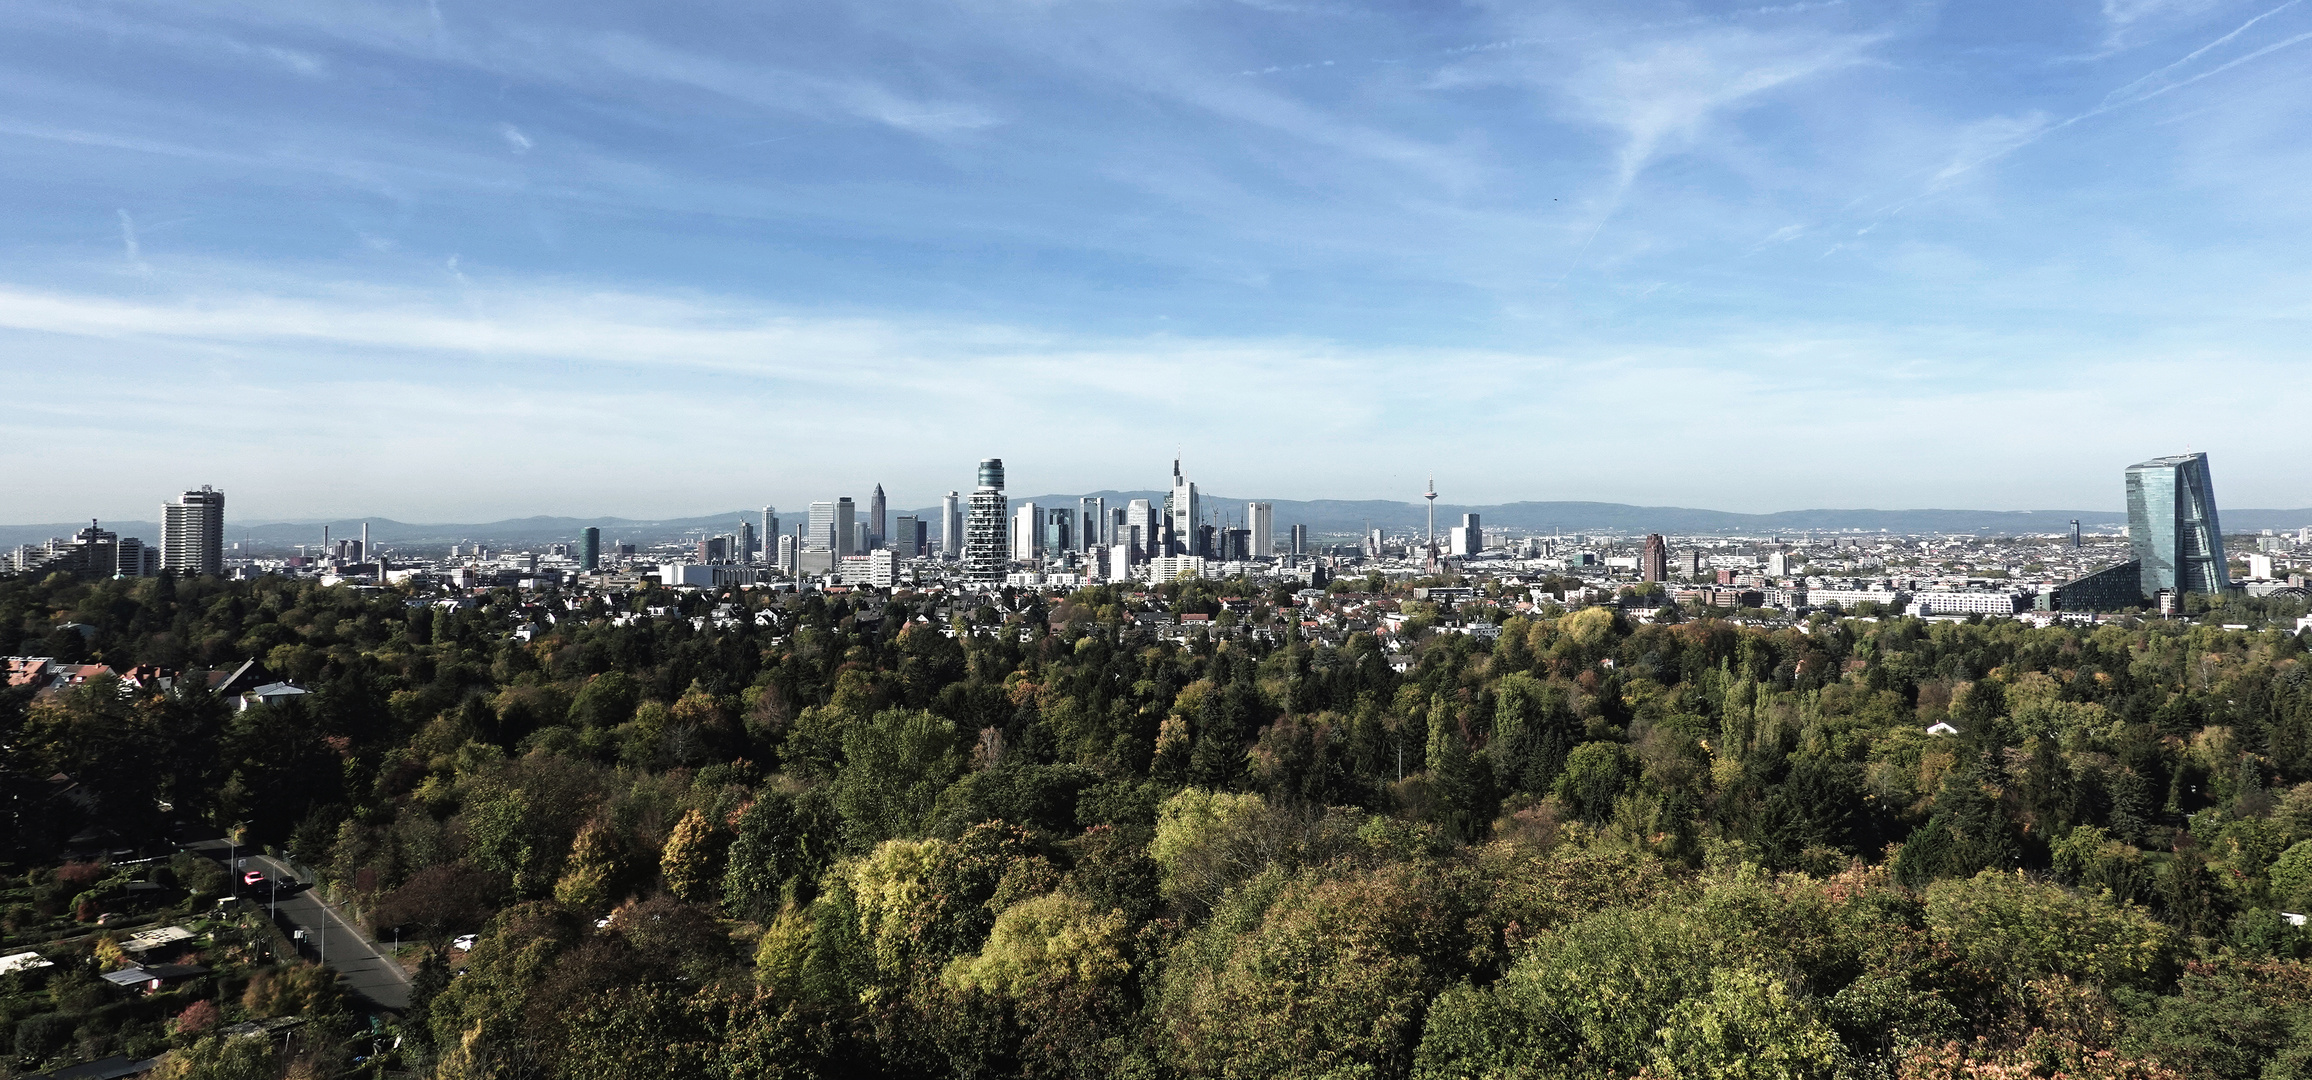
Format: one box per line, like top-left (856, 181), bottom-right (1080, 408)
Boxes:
top-left (3, 2), bottom-right (2310, 519)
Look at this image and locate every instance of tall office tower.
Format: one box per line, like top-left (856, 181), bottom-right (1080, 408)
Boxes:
top-left (1046, 508), bottom-right (1072, 558)
top-left (913, 518), bottom-right (929, 558)
top-left (582, 527), bottom-right (600, 572)
top-left (1290, 523), bottom-right (1307, 556)
top-left (1366, 527), bottom-right (1383, 557)
top-left (963, 458), bottom-right (1009, 584)
top-left (941, 492), bottom-right (962, 558)
top-left (1641, 534), bottom-right (1668, 583)
top-left (739, 520), bottom-right (757, 565)
top-left (1247, 502), bottom-right (1273, 559)
top-left (893, 514), bottom-right (920, 557)
top-left (2070, 520), bottom-right (2082, 550)
top-left (808, 499), bottom-right (859, 555)
top-left (807, 501), bottom-right (836, 552)
top-left (1221, 528), bottom-right (1250, 562)
top-left (360, 522), bottom-right (369, 564)
top-left (1460, 513), bottom-right (1482, 555)
top-left (1168, 459), bottom-right (1199, 556)
top-left (869, 484), bottom-right (887, 549)
top-left (1128, 499), bottom-right (1157, 558)
top-left (762, 507), bottom-right (780, 563)
top-left (1685, 549), bottom-right (1704, 577)
top-left (1765, 550), bottom-right (1789, 577)
top-left (1197, 524), bottom-right (1216, 560)
top-left (777, 534), bottom-right (798, 574)
top-left (851, 522), bottom-right (869, 555)
top-left (1080, 496), bottom-right (1105, 552)
top-left (1013, 502), bottom-right (1041, 561)
top-left (2127, 452), bottom-right (2230, 597)
top-left (162, 485), bottom-right (225, 575)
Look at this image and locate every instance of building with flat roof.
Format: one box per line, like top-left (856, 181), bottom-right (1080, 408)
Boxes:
top-left (162, 486), bottom-right (225, 575)
top-left (1247, 502), bottom-right (1273, 560)
top-left (2127, 452), bottom-right (2229, 597)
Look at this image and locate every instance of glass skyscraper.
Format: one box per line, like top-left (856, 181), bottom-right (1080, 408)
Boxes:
top-left (2126, 452), bottom-right (2229, 598)
top-left (963, 458), bottom-right (1008, 584)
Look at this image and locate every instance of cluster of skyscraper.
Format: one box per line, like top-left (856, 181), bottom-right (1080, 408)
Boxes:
top-left (942, 457), bottom-right (1309, 584)
top-left (5, 485), bottom-right (227, 578)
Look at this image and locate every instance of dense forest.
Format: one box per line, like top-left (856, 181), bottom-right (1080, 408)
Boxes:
top-left (8, 568), bottom-right (2312, 1079)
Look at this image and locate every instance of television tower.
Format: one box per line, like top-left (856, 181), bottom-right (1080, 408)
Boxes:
top-left (1423, 477), bottom-right (1438, 550)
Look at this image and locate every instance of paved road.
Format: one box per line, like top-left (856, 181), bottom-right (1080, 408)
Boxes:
top-left (183, 840), bottom-right (410, 1012)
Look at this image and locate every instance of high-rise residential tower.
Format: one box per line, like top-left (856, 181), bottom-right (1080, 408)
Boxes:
top-left (2127, 452), bottom-right (2230, 598)
top-left (963, 458), bottom-right (1009, 584)
top-left (1247, 502), bottom-right (1273, 560)
top-left (941, 492), bottom-right (962, 559)
top-left (162, 485), bottom-right (225, 575)
top-left (1641, 534), bottom-right (1668, 583)
top-left (869, 484), bottom-right (887, 550)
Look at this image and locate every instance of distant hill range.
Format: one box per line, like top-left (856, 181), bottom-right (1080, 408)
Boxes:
top-left (10, 498), bottom-right (2309, 551)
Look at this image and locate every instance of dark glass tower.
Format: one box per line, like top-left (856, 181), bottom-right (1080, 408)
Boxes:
top-left (2126, 452), bottom-right (2229, 598)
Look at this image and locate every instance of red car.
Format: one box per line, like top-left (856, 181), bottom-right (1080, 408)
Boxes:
top-left (243, 870), bottom-right (265, 886)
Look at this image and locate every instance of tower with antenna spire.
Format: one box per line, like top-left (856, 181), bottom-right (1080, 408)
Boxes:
top-left (1168, 455), bottom-right (1200, 557)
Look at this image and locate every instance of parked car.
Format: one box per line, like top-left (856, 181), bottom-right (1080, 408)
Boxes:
top-left (452, 934), bottom-right (477, 952)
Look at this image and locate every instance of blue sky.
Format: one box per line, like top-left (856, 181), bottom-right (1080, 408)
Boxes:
top-left (2, 0), bottom-right (2307, 522)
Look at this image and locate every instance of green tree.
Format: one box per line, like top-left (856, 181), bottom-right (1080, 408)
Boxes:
top-left (1555, 741), bottom-right (1632, 823)
top-left (834, 708), bottom-right (963, 846)
top-left (1649, 967), bottom-right (1841, 1080)
top-left (1923, 871), bottom-right (2174, 990)
top-left (661, 808), bottom-right (727, 904)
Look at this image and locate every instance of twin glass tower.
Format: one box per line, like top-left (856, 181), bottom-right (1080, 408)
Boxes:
top-left (2125, 452), bottom-right (2229, 599)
